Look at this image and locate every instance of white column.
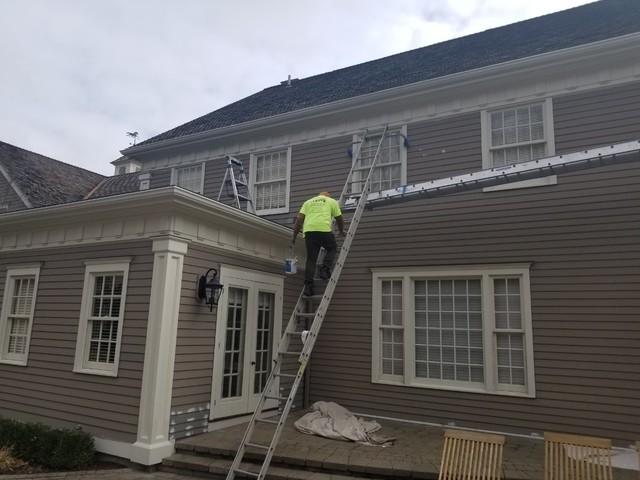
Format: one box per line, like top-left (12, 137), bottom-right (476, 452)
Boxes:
top-left (130, 237), bottom-right (188, 465)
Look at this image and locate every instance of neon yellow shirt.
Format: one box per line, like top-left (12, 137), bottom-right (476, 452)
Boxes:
top-left (299, 195), bottom-right (342, 233)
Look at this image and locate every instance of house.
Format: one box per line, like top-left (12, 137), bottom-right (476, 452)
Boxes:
top-left (1, 0), bottom-right (640, 468)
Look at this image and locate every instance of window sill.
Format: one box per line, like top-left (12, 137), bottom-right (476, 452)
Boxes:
top-left (255, 207), bottom-right (289, 216)
top-left (0, 358), bottom-right (28, 366)
top-left (372, 378), bottom-right (534, 399)
top-left (483, 175), bottom-right (557, 192)
top-left (73, 366), bottom-right (118, 377)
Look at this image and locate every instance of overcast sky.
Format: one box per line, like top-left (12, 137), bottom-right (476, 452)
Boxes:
top-left (0, 0), bottom-right (591, 175)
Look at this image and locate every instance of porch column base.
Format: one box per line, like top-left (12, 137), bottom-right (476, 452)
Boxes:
top-left (130, 440), bottom-right (175, 465)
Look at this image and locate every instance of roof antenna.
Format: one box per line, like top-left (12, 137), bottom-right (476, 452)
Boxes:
top-left (126, 131), bottom-right (139, 145)
top-left (287, 74), bottom-right (291, 87)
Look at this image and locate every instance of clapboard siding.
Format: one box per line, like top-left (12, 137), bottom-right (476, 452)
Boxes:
top-left (150, 167), bottom-right (172, 189)
top-left (0, 240), bottom-right (153, 442)
top-left (171, 244), bottom-right (303, 421)
top-left (0, 175), bottom-right (26, 212)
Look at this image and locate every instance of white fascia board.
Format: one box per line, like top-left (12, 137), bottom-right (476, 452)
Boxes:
top-left (122, 32), bottom-right (640, 157)
top-left (0, 186), bottom-right (292, 239)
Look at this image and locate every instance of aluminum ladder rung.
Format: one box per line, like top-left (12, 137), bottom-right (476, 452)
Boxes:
top-left (279, 351), bottom-right (302, 356)
top-left (264, 395), bottom-right (288, 401)
top-left (233, 468), bottom-right (259, 478)
top-left (274, 373), bottom-right (297, 378)
top-left (245, 442), bottom-right (270, 451)
top-left (295, 312), bottom-right (316, 318)
top-left (255, 418), bottom-right (280, 425)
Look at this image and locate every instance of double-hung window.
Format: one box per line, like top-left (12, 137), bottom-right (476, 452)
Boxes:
top-left (172, 163), bottom-right (205, 194)
top-left (250, 148), bottom-right (291, 215)
top-left (0, 265), bottom-right (40, 365)
top-left (483, 99), bottom-right (555, 167)
top-left (74, 260), bottom-right (130, 376)
top-left (372, 265), bottom-right (535, 397)
top-left (352, 126), bottom-right (407, 193)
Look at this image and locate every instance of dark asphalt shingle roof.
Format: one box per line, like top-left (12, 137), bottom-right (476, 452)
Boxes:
top-left (87, 172), bottom-right (141, 199)
top-left (0, 141), bottom-right (104, 208)
top-left (138, 0), bottom-right (640, 148)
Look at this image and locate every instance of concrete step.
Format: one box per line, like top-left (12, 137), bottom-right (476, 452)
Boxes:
top-left (162, 452), bottom-right (387, 480)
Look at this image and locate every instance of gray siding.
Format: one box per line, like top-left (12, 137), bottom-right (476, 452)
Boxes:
top-left (150, 167), bottom-right (172, 189)
top-left (0, 174), bottom-right (27, 212)
top-left (304, 81), bottom-right (640, 443)
top-left (0, 240), bottom-right (153, 442)
top-left (171, 244), bottom-right (303, 434)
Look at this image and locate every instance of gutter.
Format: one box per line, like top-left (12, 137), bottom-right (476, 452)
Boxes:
top-left (122, 32), bottom-right (640, 157)
top-left (0, 186), bottom-right (293, 238)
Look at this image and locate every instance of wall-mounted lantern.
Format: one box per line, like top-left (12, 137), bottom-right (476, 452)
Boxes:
top-left (197, 268), bottom-right (224, 312)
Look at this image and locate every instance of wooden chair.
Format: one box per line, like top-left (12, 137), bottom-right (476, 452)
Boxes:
top-left (438, 429), bottom-right (505, 480)
top-left (544, 432), bottom-right (613, 480)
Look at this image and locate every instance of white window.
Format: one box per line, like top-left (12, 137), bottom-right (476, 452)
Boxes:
top-left (0, 265), bottom-right (40, 365)
top-left (172, 163), bottom-right (205, 194)
top-left (250, 148), bottom-right (291, 215)
top-left (74, 260), bottom-right (130, 376)
top-left (352, 126), bottom-right (407, 193)
top-left (372, 265), bottom-right (535, 397)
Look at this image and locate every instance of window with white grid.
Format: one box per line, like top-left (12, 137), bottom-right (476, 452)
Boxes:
top-left (251, 149), bottom-right (290, 214)
top-left (173, 164), bottom-right (204, 194)
top-left (352, 127), bottom-right (406, 193)
top-left (484, 100), bottom-right (555, 168)
top-left (0, 266), bottom-right (40, 365)
top-left (379, 279), bottom-right (404, 378)
top-left (74, 261), bottom-right (129, 376)
top-left (373, 266), bottom-right (535, 396)
top-left (414, 279), bottom-right (484, 385)
top-left (494, 277), bottom-right (526, 390)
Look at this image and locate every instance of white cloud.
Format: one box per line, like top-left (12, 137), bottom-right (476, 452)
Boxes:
top-left (0, 0), bottom-right (590, 174)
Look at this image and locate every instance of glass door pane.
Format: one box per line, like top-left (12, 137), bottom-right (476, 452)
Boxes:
top-left (222, 287), bottom-right (248, 399)
top-left (254, 291), bottom-right (275, 394)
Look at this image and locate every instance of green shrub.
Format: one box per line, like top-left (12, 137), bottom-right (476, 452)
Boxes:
top-left (0, 417), bottom-right (95, 470)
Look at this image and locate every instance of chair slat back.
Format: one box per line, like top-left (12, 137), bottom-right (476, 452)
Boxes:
top-left (438, 429), bottom-right (505, 480)
top-left (544, 432), bottom-right (613, 480)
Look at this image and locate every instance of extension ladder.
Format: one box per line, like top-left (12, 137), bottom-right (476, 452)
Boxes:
top-left (226, 127), bottom-right (396, 479)
top-left (217, 155), bottom-right (255, 212)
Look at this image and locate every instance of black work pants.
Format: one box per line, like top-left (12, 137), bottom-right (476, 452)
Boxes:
top-left (304, 232), bottom-right (337, 285)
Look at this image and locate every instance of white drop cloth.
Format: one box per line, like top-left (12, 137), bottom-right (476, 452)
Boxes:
top-left (294, 401), bottom-right (395, 447)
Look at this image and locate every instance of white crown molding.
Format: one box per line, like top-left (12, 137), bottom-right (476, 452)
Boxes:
top-left (0, 187), bottom-right (302, 263)
top-left (123, 32), bottom-right (640, 165)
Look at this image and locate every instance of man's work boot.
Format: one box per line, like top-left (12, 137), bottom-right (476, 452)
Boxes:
top-left (304, 283), bottom-right (314, 297)
top-left (318, 265), bottom-right (331, 280)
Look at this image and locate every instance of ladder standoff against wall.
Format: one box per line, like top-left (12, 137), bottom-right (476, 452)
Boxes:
top-left (217, 155), bottom-right (255, 212)
top-left (225, 137), bottom-right (640, 480)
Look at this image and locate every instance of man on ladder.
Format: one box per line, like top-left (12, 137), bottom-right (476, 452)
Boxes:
top-left (292, 191), bottom-right (346, 297)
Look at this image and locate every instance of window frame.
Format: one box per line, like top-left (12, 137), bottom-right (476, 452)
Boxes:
top-left (351, 125), bottom-right (408, 193)
top-left (73, 259), bottom-right (131, 377)
top-left (0, 265), bottom-right (41, 366)
top-left (481, 98), bottom-right (556, 191)
top-left (371, 265), bottom-right (535, 398)
top-left (171, 162), bottom-right (206, 195)
top-left (249, 147), bottom-right (292, 215)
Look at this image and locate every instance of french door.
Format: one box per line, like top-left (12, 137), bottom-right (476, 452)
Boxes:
top-left (210, 266), bottom-right (283, 420)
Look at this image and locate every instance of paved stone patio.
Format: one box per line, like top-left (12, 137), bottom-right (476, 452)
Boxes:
top-left (176, 413), bottom-right (638, 480)
top-left (1, 469), bottom-right (193, 480)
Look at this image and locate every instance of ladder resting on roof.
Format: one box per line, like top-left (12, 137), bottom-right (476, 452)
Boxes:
top-left (225, 137), bottom-right (640, 479)
top-left (217, 155), bottom-right (255, 212)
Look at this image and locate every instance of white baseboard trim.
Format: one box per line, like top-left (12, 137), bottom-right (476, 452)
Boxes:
top-left (94, 437), bottom-right (175, 465)
top-left (93, 437), bottom-right (133, 459)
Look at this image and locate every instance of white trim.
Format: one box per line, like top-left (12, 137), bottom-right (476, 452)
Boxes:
top-left (133, 237), bottom-right (187, 465)
top-left (371, 264), bottom-right (535, 397)
top-left (0, 265), bottom-right (41, 366)
top-left (123, 34), bottom-right (640, 166)
top-left (170, 162), bottom-right (205, 194)
top-left (249, 147), bottom-right (292, 215)
top-left (73, 260), bottom-right (131, 377)
top-left (0, 162), bottom-right (32, 209)
top-left (0, 187), bottom-right (303, 264)
top-left (210, 264), bottom-right (284, 420)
